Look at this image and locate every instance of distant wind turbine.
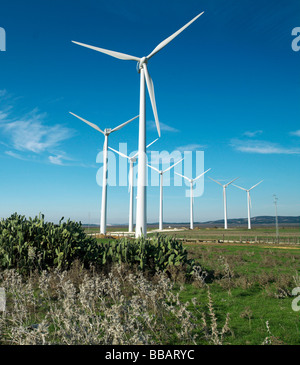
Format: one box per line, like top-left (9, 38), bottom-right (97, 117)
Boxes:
top-left (233, 180), bottom-right (263, 229)
top-left (175, 168), bottom-right (211, 229)
top-left (148, 158), bottom-right (184, 231)
top-left (209, 176), bottom-right (239, 230)
top-left (69, 111), bottom-right (138, 235)
top-left (109, 138), bottom-right (158, 232)
top-left (72, 11), bottom-right (205, 238)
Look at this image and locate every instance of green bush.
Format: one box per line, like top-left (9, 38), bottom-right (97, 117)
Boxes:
top-left (97, 234), bottom-right (196, 277)
top-left (0, 213), bottom-right (99, 274)
top-left (0, 213), bottom-right (196, 278)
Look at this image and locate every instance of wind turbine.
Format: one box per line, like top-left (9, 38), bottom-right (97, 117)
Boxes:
top-left (109, 138), bottom-right (158, 233)
top-left (233, 180), bottom-right (263, 230)
top-left (175, 168), bottom-right (211, 230)
top-left (208, 176), bottom-right (239, 230)
top-left (72, 11), bottom-right (205, 238)
top-left (69, 111), bottom-right (138, 235)
top-left (148, 158), bottom-right (184, 231)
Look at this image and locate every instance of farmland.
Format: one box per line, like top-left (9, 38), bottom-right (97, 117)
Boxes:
top-left (88, 225), bottom-right (300, 345)
top-left (1, 218), bottom-right (300, 345)
top-left (179, 243), bottom-right (300, 345)
top-left (85, 225), bottom-right (300, 245)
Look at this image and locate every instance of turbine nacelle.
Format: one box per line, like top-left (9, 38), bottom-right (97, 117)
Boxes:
top-left (175, 168), bottom-right (211, 185)
top-left (137, 56), bottom-right (148, 72)
top-left (69, 112), bottom-right (138, 137)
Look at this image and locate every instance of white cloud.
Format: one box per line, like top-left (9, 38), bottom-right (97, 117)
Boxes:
top-left (1, 108), bottom-right (74, 153)
top-left (290, 130), bottom-right (300, 137)
top-left (177, 144), bottom-right (206, 152)
top-left (231, 139), bottom-right (300, 155)
top-left (148, 121), bottom-right (180, 133)
top-left (49, 155), bottom-right (64, 165)
top-left (243, 130), bottom-right (263, 138)
top-left (5, 150), bottom-right (27, 160)
top-left (0, 111), bottom-right (9, 121)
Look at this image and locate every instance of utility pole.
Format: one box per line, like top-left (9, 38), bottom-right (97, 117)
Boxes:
top-left (273, 194), bottom-right (279, 243)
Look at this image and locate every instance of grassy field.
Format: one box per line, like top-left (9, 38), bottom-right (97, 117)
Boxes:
top-left (86, 225), bottom-right (300, 245)
top-left (177, 243), bottom-right (300, 345)
top-left (92, 230), bottom-right (300, 345)
top-left (150, 227), bottom-right (300, 244)
top-left (1, 225), bottom-right (299, 345)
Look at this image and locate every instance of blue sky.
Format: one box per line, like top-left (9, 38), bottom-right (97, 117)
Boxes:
top-left (0, 0), bottom-right (299, 225)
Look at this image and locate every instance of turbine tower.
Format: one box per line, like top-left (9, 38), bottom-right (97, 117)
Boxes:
top-left (109, 138), bottom-right (158, 233)
top-left (69, 111), bottom-right (138, 235)
top-left (209, 176), bottom-right (239, 230)
top-left (148, 158), bottom-right (184, 231)
top-left (72, 11), bottom-right (204, 237)
top-left (233, 180), bottom-right (263, 230)
top-left (175, 168), bottom-right (211, 230)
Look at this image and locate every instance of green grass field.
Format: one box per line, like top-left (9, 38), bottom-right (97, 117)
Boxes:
top-left (177, 243), bottom-right (300, 344)
top-left (87, 225), bottom-right (300, 245)
top-left (93, 229), bottom-right (300, 344)
top-left (1, 231), bottom-right (299, 344)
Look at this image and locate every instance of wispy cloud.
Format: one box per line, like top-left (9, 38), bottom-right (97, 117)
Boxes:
top-left (231, 138), bottom-right (300, 155)
top-left (49, 155), bottom-right (65, 166)
top-left (2, 109), bottom-right (74, 153)
top-left (0, 89), bottom-right (7, 97)
top-left (0, 91), bottom-right (76, 168)
top-left (48, 153), bottom-right (74, 166)
top-left (243, 130), bottom-right (263, 138)
top-left (0, 111), bottom-right (9, 121)
top-left (177, 144), bottom-right (206, 152)
top-left (148, 121), bottom-right (180, 133)
top-left (290, 130), bottom-right (300, 137)
top-left (5, 150), bottom-right (28, 161)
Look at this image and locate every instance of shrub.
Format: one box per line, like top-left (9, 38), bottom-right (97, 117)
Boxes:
top-left (97, 234), bottom-right (196, 278)
top-left (0, 213), bottom-right (99, 274)
top-left (0, 265), bottom-right (202, 345)
top-left (0, 214), bottom-right (197, 278)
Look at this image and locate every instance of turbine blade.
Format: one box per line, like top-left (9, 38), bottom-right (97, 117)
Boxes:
top-left (143, 64), bottom-right (161, 137)
top-left (147, 11), bottom-right (204, 59)
top-left (175, 172), bottom-right (191, 182)
top-left (232, 184), bottom-right (247, 191)
top-left (249, 180), bottom-right (263, 190)
top-left (134, 138), bottom-right (159, 161)
top-left (69, 112), bottom-right (104, 134)
top-left (249, 193), bottom-right (252, 209)
top-left (131, 151), bottom-right (139, 159)
top-left (146, 138), bottom-right (159, 149)
top-left (163, 158), bottom-right (184, 173)
top-left (147, 164), bottom-right (160, 173)
top-left (128, 167), bottom-right (133, 193)
top-left (108, 146), bottom-right (130, 160)
top-left (225, 177), bottom-right (239, 187)
top-left (110, 115), bottom-right (139, 133)
top-left (193, 168), bottom-right (211, 182)
top-left (72, 41), bottom-right (140, 61)
top-left (208, 176), bottom-right (223, 186)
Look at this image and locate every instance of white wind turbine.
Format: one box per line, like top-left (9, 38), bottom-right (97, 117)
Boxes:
top-left (175, 168), bottom-right (211, 230)
top-left (148, 158), bottom-right (184, 231)
top-left (72, 11), bottom-right (205, 238)
top-left (108, 138), bottom-right (158, 233)
top-left (209, 176), bottom-right (239, 230)
top-left (69, 111), bottom-right (138, 235)
top-left (233, 180), bottom-right (263, 230)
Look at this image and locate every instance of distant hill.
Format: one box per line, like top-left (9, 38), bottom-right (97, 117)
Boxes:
top-left (83, 216), bottom-right (300, 228)
top-left (199, 216), bottom-right (300, 227)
